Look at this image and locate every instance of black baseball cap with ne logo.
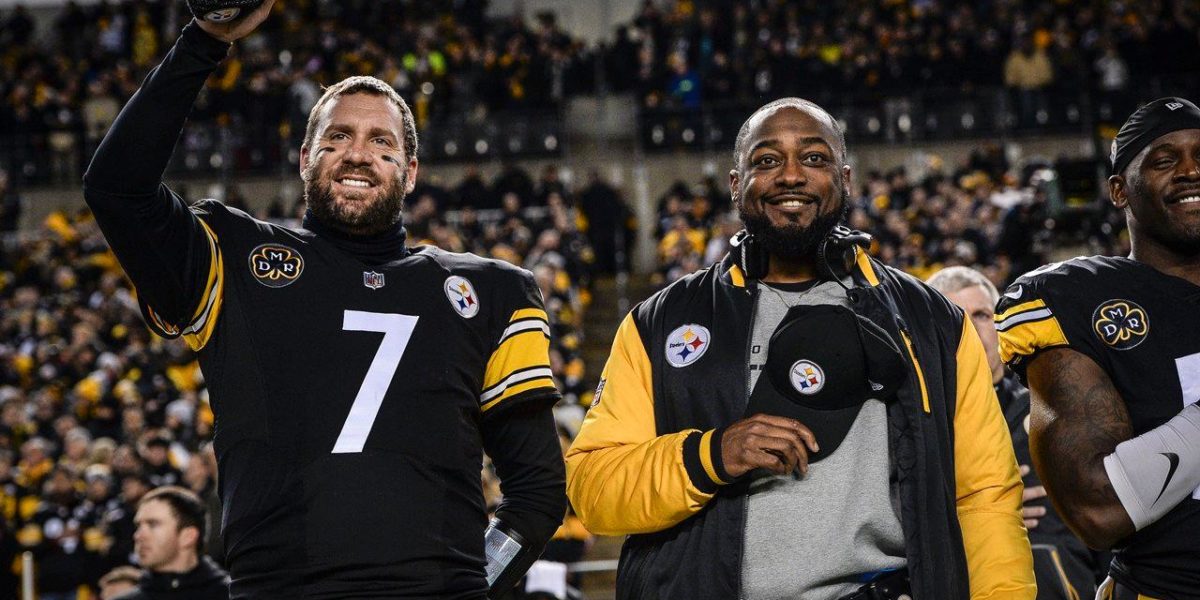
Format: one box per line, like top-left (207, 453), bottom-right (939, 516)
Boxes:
top-left (746, 304), bottom-right (908, 463)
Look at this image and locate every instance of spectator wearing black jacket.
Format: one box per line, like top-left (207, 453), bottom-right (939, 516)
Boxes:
top-left (114, 486), bottom-right (228, 600)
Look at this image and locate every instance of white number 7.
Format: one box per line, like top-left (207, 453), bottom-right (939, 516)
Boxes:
top-left (1176, 352), bottom-right (1200, 500)
top-left (332, 310), bottom-right (420, 454)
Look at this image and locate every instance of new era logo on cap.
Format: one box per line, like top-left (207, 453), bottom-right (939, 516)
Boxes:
top-left (1166, 102), bottom-right (1185, 111)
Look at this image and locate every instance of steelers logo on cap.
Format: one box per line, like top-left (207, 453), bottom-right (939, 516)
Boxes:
top-left (203, 8), bottom-right (242, 22)
top-left (789, 360), bottom-right (825, 395)
top-left (445, 275), bottom-right (480, 319)
top-left (665, 324), bottom-right (710, 368)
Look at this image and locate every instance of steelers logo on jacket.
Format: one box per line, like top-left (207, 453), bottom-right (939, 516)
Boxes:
top-left (665, 324), bottom-right (710, 367)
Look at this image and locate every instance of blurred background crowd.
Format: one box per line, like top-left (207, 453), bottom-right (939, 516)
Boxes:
top-left (3, 0), bottom-right (1199, 184)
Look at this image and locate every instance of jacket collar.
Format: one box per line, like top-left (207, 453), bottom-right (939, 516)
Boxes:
top-left (719, 247), bottom-right (882, 289)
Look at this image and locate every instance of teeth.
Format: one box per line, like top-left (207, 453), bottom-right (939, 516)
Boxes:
top-left (776, 200), bottom-right (810, 208)
top-left (339, 179), bottom-right (371, 188)
top-left (1179, 196), bottom-right (1200, 204)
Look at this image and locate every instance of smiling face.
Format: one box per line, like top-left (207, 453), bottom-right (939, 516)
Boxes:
top-left (730, 102), bottom-right (851, 261)
top-left (301, 92), bottom-right (418, 236)
top-left (1111, 128), bottom-right (1200, 257)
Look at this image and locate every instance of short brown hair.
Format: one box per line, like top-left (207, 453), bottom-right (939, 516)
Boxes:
top-left (302, 76), bottom-right (418, 161)
top-left (139, 486), bottom-right (207, 551)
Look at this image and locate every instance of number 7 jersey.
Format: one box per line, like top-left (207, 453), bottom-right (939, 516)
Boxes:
top-left (997, 255), bottom-right (1200, 598)
top-left (141, 200), bottom-right (560, 598)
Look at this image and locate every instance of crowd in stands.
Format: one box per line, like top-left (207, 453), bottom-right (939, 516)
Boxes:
top-left (614, 0), bottom-right (1200, 114)
top-left (0, 0), bottom-right (596, 184)
top-left (6, 0), bottom-right (1200, 185)
top-left (655, 145), bottom-right (1128, 290)
top-left (0, 163), bottom-right (603, 596)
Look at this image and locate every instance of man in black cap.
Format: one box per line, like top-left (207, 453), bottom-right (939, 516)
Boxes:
top-left (566, 98), bottom-right (1034, 599)
top-left (997, 97), bottom-right (1200, 600)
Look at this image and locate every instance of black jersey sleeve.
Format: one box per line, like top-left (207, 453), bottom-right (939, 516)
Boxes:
top-left (478, 268), bottom-right (561, 417)
top-left (477, 266), bottom-right (566, 587)
top-left (480, 404), bottom-right (567, 591)
top-left (82, 22), bottom-right (231, 351)
top-left (996, 260), bottom-right (1109, 384)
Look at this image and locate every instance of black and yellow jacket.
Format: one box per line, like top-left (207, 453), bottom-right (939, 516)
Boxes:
top-left (565, 250), bottom-right (1034, 599)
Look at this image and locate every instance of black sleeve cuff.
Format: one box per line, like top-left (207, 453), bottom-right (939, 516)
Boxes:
top-left (682, 429), bottom-right (730, 495)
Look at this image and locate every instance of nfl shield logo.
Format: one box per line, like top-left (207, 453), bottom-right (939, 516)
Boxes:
top-left (363, 271), bottom-right (386, 290)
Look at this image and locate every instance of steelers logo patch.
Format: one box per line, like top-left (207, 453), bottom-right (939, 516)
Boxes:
top-left (445, 275), bottom-right (480, 318)
top-left (1092, 299), bottom-right (1149, 350)
top-left (789, 360), bottom-right (825, 395)
top-left (665, 324), bottom-right (710, 368)
top-left (203, 8), bottom-right (241, 22)
top-left (248, 244), bottom-right (304, 288)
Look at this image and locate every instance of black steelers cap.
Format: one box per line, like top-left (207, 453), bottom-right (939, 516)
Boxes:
top-left (187, 0), bottom-right (264, 23)
top-left (746, 304), bottom-right (907, 463)
top-left (1110, 97), bottom-right (1200, 175)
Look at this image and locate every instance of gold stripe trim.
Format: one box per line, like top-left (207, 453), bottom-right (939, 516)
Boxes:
top-left (997, 317), bottom-right (1069, 364)
top-left (854, 247), bottom-right (880, 287)
top-left (698, 429), bottom-right (726, 485)
top-left (484, 330), bottom-right (552, 390)
top-left (479, 377), bottom-right (556, 412)
top-left (510, 308), bottom-right (549, 323)
top-left (727, 264), bottom-right (746, 287)
top-left (900, 330), bottom-right (930, 413)
top-left (995, 298), bottom-right (1048, 323)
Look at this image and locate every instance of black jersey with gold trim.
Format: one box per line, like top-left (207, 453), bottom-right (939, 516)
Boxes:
top-left (141, 200), bottom-right (559, 598)
top-left (997, 255), bottom-right (1200, 597)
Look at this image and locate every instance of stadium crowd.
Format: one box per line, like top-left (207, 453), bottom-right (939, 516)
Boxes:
top-left (0, 0), bottom-right (596, 184)
top-left (5, 0), bottom-right (1200, 185)
top-left (615, 0), bottom-right (1200, 113)
top-left (0, 164), bottom-right (600, 596)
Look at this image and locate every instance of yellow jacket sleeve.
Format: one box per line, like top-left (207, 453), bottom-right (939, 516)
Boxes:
top-left (565, 313), bottom-right (722, 536)
top-left (954, 317), bottom-right (1037, 599)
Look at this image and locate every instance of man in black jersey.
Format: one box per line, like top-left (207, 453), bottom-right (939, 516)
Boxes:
top-left (997, 97), bottom-right (1200, 599)
top-left (82, 3), bottom-right (566, 598)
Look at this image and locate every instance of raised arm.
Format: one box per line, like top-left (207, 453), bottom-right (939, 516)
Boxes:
top-left (82, 4), bottom-right (273, 347)
top-left (1025, 346), bottom-right (1135, 549)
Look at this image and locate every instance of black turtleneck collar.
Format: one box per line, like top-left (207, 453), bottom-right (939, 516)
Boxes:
top-left (302, 210), bottom-right (409, 265)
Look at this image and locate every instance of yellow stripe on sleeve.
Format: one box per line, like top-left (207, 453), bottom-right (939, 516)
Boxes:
top-left (995, 298), bottom-right (1047, 323)
top-left (480, 308), bottom-right (555, 410)
top-left (699, 429), bottom-right (727, 485)
top-left (998, 316), bottom-right (1069, 364)
top-left (180, 218), bottom-right (224, 351)
top-left (138, 218), bottom-right (224, 351)
top-left (510, 308), bottom-right (549, 322)
top-left (480, 376), bottom-right (557, 413)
